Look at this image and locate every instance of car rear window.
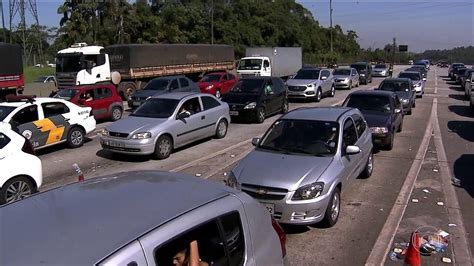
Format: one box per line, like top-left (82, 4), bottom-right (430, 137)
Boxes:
top-left (201, 96), bottom-right (220, 110)
top-left (0, 133), bottom-right (11, 149)
top-left (346, 95), bottom-right (392, 113)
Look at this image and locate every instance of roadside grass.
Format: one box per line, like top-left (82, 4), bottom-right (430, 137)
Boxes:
top-left (24, 66), bottom-right (55, 84)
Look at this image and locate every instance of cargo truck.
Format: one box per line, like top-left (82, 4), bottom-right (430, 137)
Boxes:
top-left (237, 47), bottom-right (302, 78)
top-left (55, 43), bottom-right (235, 99)
top-left (0, 43), bottom-right (24, 101)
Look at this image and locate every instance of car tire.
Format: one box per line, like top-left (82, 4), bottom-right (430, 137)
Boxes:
top-left (315, 88), bottom-right (322, 102)
top-left (215, 89), bottom-right (222, 99)
top-left (153, 135), bottom-right (173, 160)
top-left (67, 127), bottom-right (85, 148)
top-left (407, 107), bottom-right (412, 115)
top-left (360, 151), bottom-right (374, 179)
top-left (386, 131), bottom-right (394, 150)
top-left (320, 187), bottom-right (341, 227)
top-left (413, 100), bottom-right (416, 108)
top-left (330, 85), bottom-right (335, 97)
top-left (256, 107), bottom-right (265, 123)
top-left (397, 119), bottom-right (403, 132)
top-left (111, 107), bottom-right (123, 121)
top-left (281, 100), bottom-right (289, 114)
top-left (215, 119), bottom-right (228, 139)
top-left (348, 81), bottom-right (352, 90)
top-left (0, 176), bottom-right (36, 204)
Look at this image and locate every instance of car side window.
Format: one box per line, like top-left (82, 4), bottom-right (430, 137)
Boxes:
top-left (321, 70), bottom-right (329, 78)
top-left (42, 102), bottom-right (70, 118)
top-left (179, 78), bottom-right (190, 88)
top-left (220, 212), bottom-right (246, 265)
top-left (11, 105), bottom-right (39, 125)
top-left (0, 133), bottom-right (11, 149)
top-left (271, 78), bottom-right (284, 94)
top-left (342, 118), bottom-right (358, 149)
top-left (227, 73), bottom-right (235, 80)
top-left (352, 114), bottom-right (367, 137)
top-left (170, 79), bottom-right (179, 90)
top-left (263, 60), bottom-right (270, 68)
top-left (201, 96), bottom-right (221, 110)
top-left (264, 80), bottom-right (274, 95)
top-left (222, 74), bottom-right (228, 81)
top-left (95, 87), bottom-right (112, 99)
top-left (178, 97), bottom-right (202, 116)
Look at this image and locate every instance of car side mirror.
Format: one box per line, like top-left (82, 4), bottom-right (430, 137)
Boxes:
top-left (177, 112), bottom-right (190, 120)
top-left (394, 108), bottom-right (402, 114)
top-left (345, 145), bottom-right (361, 155)
top-left (252, 137), bottom-right (260, 146)
top-left (321, 76), bottom-right (327, 80)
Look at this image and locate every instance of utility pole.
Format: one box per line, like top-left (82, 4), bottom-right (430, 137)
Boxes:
top-left (0, 0), bottom-right (6, 42)
top-left (211, 0), bottom-right (214, 45)
top-left (391, 37), bottom-right (396, 77)
top-left (329, 0), bottom-right (333, 53)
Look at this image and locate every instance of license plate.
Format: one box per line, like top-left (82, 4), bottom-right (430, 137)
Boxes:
top-left (108, 140), bottom-right (124, 148)
top-left (263, 203), bottom-right (275, 215)
top-left (229, 111), bottom-right (239, 116)
top-left (133, 101), bottom-right (141, 106)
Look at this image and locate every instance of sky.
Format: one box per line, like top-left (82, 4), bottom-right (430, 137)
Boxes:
top-left (2, 0), bottom-right (474, 52)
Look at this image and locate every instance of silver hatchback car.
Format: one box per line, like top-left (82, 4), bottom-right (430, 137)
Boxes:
top-left (0, 171), bottom-right (287, 265)
top-left (227, 107), bottom-right (374, 226)
top-left (100, 92), bottom-right (230, 159)
top-left (333, 67), bottom-right (360, 89)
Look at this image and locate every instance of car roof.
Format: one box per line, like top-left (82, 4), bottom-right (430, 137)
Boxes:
top-left (399, 71), bottom-right (421, 75)
top-left (349, 90), bottom-right (395, 98)
top-left (0, 171), bottom-right (237, 265)
top-left (382, 78), bottom-right (411, 83)
top-left (150, 92), bottom-right (201, 100)
top-left (0, 97), bottom-right (69, 108)
top-left (281, 107), bottom-right (353, 122)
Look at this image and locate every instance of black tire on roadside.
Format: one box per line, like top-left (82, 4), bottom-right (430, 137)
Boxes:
top-left (0, 176), bottom-right (36, 204)
top-left (320, 187), bottom-right (341, 228)
top-left (215, 119), bottom-right (228, 139)
top-left (67, 127), bottom-right (85, 148)
top-left (360, 151), bottom-right (374, 179)
top-left (153, 135), bottom-right (173, 160)
top-left (256, 107), bottom-right (265, 123)
top-left (111, 106), bottom-right (123, 121)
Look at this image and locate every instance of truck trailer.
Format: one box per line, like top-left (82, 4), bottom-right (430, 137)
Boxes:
top-left (55, 43), bottom-right (235, 99)
top-left (237, 47), bottom-right (302, 78)
top-left (0, 43), bottom-right (24, 101)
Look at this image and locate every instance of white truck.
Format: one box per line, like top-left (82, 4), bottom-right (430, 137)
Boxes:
top-left (237, 47), bottom-right (302, 78)
top-left (55, 43), bottom-right (235, 99)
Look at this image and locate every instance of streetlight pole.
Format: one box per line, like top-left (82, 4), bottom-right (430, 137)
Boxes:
top-left (330, 0), bottom-right (333, 53)
top-left (211, 0), bottom-right (214, 45)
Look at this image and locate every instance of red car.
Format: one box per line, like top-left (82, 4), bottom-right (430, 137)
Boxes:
top-left (197, 72), bottom-right (238, 98)
top-left (55, 84), bottom-right (124, 121)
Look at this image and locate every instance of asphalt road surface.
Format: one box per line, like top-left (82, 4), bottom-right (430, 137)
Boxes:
top-left (34, 66), bottom-right (473, 265)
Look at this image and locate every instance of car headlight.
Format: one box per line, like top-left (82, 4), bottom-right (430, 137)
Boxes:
top-left (360, 74), bottom-right (365, 77)
top-left (370, 127), bottom-right (389, 134)
top-left (292, 182), bottom-right (324, 200)
top-left (131, 132), bottom-right (152, 139)
top-left (244, 102), bottom-right (257, 109)
top-left (402, 99), bottom-right (409, 104)
top-left (100, 128), bottom-right (109, 136)
top-left (206, 84), bottom-right (214, 90)
top-left (306, 83), bottom-right (314, 88)
top-left (226, 171), bottom-right (240, 190)
top-left (344, 78), bottom-right (349, 82)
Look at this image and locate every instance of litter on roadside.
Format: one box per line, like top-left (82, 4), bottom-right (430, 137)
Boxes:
top-left (412, 199), bottom-right (419, 203)
top-left (420, 229), bottom-right (450, 255)
top-left (448, 223), bottom-right (457, 227)
top-left (230, 154), bottom-right (235, 158)
top-left (433, 169), bottom-right (439, 172)
top-left (423, 189), bottom-right (431, 193)
top-left (437, 201), bottom-right (445, 206)
top-left (195, 173), bottom-right (202, 177)
top-left (442, 257), bottom-right (452, 263)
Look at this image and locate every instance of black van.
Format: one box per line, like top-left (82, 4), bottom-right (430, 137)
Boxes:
top-left (350, 62), bottom-right (373, 84)
top-left (221, 76), bottom-right (288, 123)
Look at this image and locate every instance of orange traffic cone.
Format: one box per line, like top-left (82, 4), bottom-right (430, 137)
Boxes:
top-left (404, 231), bottom-right (421, 266)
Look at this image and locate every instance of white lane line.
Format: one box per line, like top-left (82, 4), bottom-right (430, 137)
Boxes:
top-left (435, 67), bottom-right (438, 94)
top-left (365, 98), bottom-right (435, 265)
top-left (432, 98), bottom-right (473, 264)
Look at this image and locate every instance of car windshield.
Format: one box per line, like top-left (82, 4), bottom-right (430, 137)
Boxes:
top-left (399, 72), bottom-right (420, 81)
top-left (144, 79), bottom-right (170, 91)
top-left (0, 106), bottom-right (15, 120)
top-left (230, 79), bottom-right (264, 94)
top-left (258, 119), bottom-right (339, 156)
top-left (379, 81), bottom-right (410, 92)
top-left (293, 69), bottom-right (320, 79)
top-left (54, 88), bottom-right (79, 100)
top-left (350, 64), bottom-right (366, 72)
top-left (346, 95), bottom-right (392, 113)
top-left (56, 54), bottom-right (83, 72)
top-left (453, 64), bottom-right (464, 68)
top-left (375, 64), bottom-right (387, 68)
top-left (201, 74), bottom-right (221, 82)
top-left (34, 76), bottom-right (48, 82)
top-left (238, 59), bottom-right (262, 70)
top-left (333, 69), bottom-right (351, 75)
top-left (131, 98), bottom-right (179, 118)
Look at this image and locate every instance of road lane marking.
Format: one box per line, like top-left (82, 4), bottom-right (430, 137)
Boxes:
top-left (365, 97), bottom-right (435, 265)
top-left (435, 67), bottom-right (438, 94)
top-left (432, 98), bottom-right (473, 264)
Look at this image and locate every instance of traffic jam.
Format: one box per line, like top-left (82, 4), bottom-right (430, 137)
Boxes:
top-left (0, 42), bottom-right (472, 265)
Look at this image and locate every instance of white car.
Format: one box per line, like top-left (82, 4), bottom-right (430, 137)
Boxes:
top-left (0, 97), bottom-right (96, 150)
top-left (0, 122), bottom-right (42, 204)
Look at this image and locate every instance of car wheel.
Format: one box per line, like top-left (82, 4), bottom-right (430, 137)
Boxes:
top-left (256, 107), bottom-right (265, 123)
top-left (153, 135), bottom-right (173, 160)
top-left (386, 132), bottom-right (394, 150)
top-left (67, 127), bottom-right (85, 148)
top-left (215, 89), bottom-right (221, 99)
top-left (215, 119), bottom-right (228, 139)
top-left (407, 107), bottom-right (412, 115)
top-left (348, 81), bottom-right (352, 90)
top-left (321, 187), bottom-right (341, 227)
top-left (397, 119), bottom-right (403, 132)
top-left (0, 176), bottom-right (35, 204)
top-left (412, 100), bottom-right (416, 108)
top-left (361, 151), bottom-right (374, 178)
top-left (330, 85), bottom-right (335, 97)
top-left (281, 100), bottom-right (289, 114)
top-left (111, 107), bottom-right (123, 121)
top-left (315, 88), bottom-right (322, 102)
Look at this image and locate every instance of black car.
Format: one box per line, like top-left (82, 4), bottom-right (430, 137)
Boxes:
top-left (449, 63), bottom-right (465, 80)
top-left (376, 78), bottom-right (416, 115)
top-left (462, 69), bottom-right (474, 92)
top-left (454, 67), bottom-right (468, 85)
top-left (406, 66), bottom-right (427, 80)
top-left (221, 77), bottom-right (288, 123)
top-left (350, 62), bottom-right (373, 84)
top-left (343, 90), bottom-right (403, 150)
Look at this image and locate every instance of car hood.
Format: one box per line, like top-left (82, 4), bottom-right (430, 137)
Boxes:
top-left (286, 79), bottom-right (320, 86)
top-left (373, 68), bottom-right (387, 71)
top-left (233, 149), bottom-right (333, 191)
top-left (360, 111), bottom-right (391, 128)
top-left (132, 89), bottom-right (168, 98)
top-left (333, 75), bottom-right (350, 79)
top-left (221, 93), bottom-right (260, 105)
top-left (106, 116), bottom-right (167, 134)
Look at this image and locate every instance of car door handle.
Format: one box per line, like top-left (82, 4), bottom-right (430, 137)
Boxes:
top-left (201, 116), bottom-right (205, 120)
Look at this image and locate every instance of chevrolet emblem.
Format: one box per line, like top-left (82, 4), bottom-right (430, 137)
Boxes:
top-left (256, 189), bottom-right (267, 195)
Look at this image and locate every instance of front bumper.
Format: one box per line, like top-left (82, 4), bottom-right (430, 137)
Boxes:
top-left (372, 72), bottom-right (388, 77)
top-left (287, 90), bottom-right (317, 99)
top-left (229, 108), bottom-right (259, 121)
top-left (100, 135), bottom-right (156, 155)
top-left (335, 81), bottom-right (350, 88)
top-left (359, 76), bottom-right (368, 83)
top-left (372, 132), bottom-right (392, 146)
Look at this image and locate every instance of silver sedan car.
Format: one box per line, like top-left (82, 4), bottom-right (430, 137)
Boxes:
top-left (227, 107), bottom-right (374, 226)
top-left (100, 92), bottom-right (230, 159)
top-left (372, 64), bottom-right (390, 77)
top-left (333, 68), bottom-right (359, 89)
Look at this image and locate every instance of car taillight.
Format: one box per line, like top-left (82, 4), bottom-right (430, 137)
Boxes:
top-left (22, 139), bottom-right (35, 155)
top-left (271, 217), bottom-right (286, 257)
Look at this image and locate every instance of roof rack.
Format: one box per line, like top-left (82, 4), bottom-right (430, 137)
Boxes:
top-left (5, 95), bottom-right (36, 103)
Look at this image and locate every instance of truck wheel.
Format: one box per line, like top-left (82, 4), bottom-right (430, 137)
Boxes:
top-left (67, 127), bottom-right (85, 148)
top-left (118, 82), bottom-right (137, 100)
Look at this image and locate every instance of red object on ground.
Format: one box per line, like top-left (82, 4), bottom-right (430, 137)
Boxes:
top-left (405, 231), bottom-right (421, 266)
